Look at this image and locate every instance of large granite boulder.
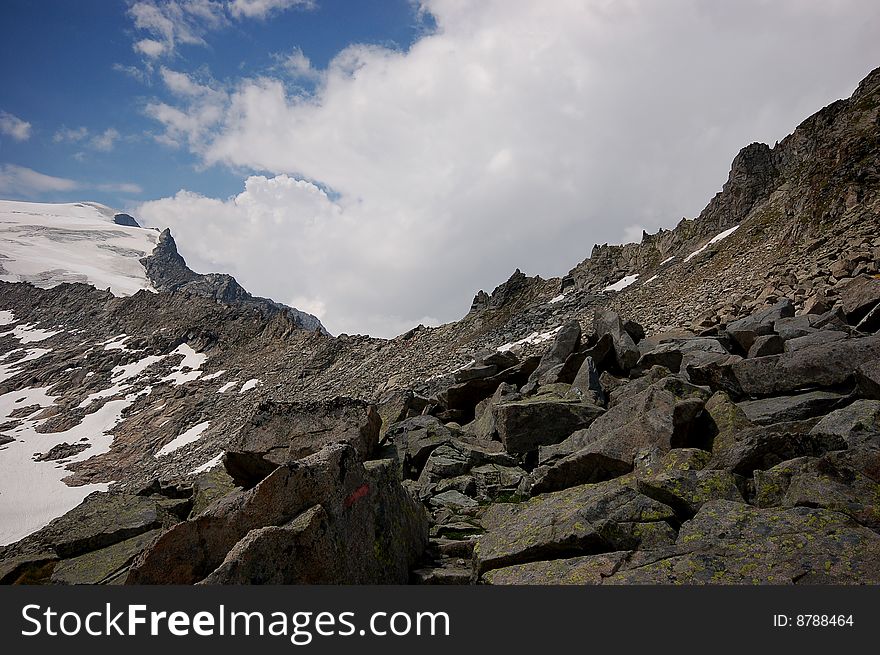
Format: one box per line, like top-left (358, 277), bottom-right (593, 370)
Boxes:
top-left (492, 397), bottom-right (604, 455)
top-left (224, 397), bottom-right (380, 487)
top-left (724, 299), bottom-right (794, 353)
top-left (593, 309), bottom-right (640, 373)
top-left (126, 443), bottom-right (428, 584)
top-left (484, 501), bottom-right (880, 584)
top-left (473, 480), bottom-right (677, 576)
top-left (531, 377), bottom-right (709, 493)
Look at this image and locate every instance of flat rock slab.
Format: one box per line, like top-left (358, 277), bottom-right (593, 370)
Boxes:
top-left (482, 551), bottom-right (629, 585)
top-left (736, 390), bottom-right (850, 425)
top-left (2, 492), bottom-right (178, 560)
top-left (473, 480), bottom-right (676, 575)
top-left (485, 501), bottom-right (880, 584)
top-left (493, 398), bottom-right (604, 455)
top-left (604, 500), bottom-right (880, 584)
top-left (731, 334), bottom-right (880, 396)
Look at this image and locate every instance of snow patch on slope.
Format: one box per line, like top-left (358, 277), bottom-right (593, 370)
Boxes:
top-left (683, 225), bottom-right (740, 263)
top-left (156, 421), bottom-right (211, 458)
top-left (0, 200), bottom-right (159, 296)
top-left (0, 385), bottom-right (147, 545)
top-left (603, 274), bottom-right (640, 292)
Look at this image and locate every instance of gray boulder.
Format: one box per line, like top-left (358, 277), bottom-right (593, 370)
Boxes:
top-left (753, 447), bottom-right (880, 531)
top-left (728, 334), bottom-right (880, 397)
top-left (856, 359), bottom-right (880, 399)
top-left (838, 275), bottom-right (880, 325)
top-left (529, 320), bottom-right (582, 383)
top-left (605, 500), bottom-right (880, 584)
top-left (473, 480), bottom-right (677, 575)
top-left (493, 397), bottom-right (604, 455)
top-left (532, 377), bottom-right (709, 493)
top-left (566, 355), bottom-right (605, 405)
top-left (593, 309), bottom-right (640, 373)
top-left (725, 299), bottom-right (794, 352)
top-left (747, 334), bottom-right (784, 358)
top-left (808, 399), bottom-right (880, 447)
top-left (224, 397), bottom-right (380, 487)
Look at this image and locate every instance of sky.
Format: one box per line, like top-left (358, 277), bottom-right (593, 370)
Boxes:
top-left (1, 1), bottom-right (879, 337)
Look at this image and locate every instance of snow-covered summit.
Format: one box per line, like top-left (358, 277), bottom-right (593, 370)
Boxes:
top-left (0, 199), bottom-right (158, 296)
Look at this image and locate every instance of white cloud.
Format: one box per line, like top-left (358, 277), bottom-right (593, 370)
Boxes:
top-left (126, 0), bottom-right (315, 62)
top-left (91, 128), bottom-right (121, 152)
top-left (0, 164), bottom-right (78, 195)
top-left (145, 68), bottom-right (226, 147)
top-left (139, 0), bottom-right (880, 337)
top-left (97, 182), bottom-right (144, 194)
top-left (134, 38), bottom-right (168, 59)
top-left (0, 164), bottom-right (142, 198)
top-left (228, 0), bottom-right (314, 20)
top-left (127, 0), bottom-right (227, 60)
top-left (53, 126), bottom-right (122, 152)
top-left (53, 126), bottom-right (89, 143)
top-left (276, 47), bottom-right (318, 80)
top-left (0, 111), bottom-right (32, 141)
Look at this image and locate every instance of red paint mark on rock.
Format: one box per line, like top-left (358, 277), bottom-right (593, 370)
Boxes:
top-left (344, 484), bottom-right (370, 508)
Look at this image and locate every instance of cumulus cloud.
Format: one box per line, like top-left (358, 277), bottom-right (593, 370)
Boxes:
top-left (0, 111), bottom-right (32, 141)
top-left (0, 164), bottom-right (142, 198)
top-left (275, 46), bottom-right (318, 80)
top-left (137, 174), bottom-right (443, 336)
top-left (139, 0), bottom-right (880, 337)
top-left (145, 68), bottom-right (226, 147)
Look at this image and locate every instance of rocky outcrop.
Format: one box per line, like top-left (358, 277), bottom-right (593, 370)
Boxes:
top-left (141, 229), bottom-right (326, 334)
top-left (224, 397), bottom-right (380, 487)
top-left (127, 443), bottom-right (428, 584)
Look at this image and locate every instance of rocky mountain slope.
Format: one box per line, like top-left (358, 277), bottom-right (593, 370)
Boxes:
top-left (0, 66), bottom-right (878, 585)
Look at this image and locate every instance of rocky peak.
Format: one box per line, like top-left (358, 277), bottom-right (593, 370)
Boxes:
top-left (469, 269), bottom-right (545, 315)
top-left (140, 228), bottom-right (327, 334)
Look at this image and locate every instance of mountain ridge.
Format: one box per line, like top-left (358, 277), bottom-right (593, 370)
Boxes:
top-left (0, 65), bottom-right (878, 585)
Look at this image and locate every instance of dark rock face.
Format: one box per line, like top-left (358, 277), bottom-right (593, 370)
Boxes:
top-left (112, 213), bottom-right (141, 228)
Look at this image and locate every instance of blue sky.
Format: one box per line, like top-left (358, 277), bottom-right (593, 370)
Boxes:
top-left (1, 1), bottom-right (879, 337)
top-left (0, 0), bottom-right (427, 206)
